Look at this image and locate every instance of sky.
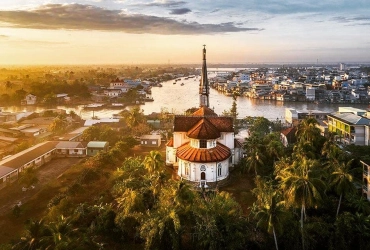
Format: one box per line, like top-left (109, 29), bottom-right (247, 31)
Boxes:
top-left (0, 0), bottom-right (369, 65)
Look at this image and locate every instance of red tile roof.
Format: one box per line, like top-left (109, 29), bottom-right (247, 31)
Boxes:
top-left (176, 142), bottom-right (231, 162)
top-left (281, 127), bottom-right (297, 136)
top-left (166, 138), bottom-right (174, 147)
top-left (234, 138), bottom-right (243, 148)
top-left (174, 116), bottom-right (233, 133)
top-left (187, 118), bottom-right (220, 139)
top-left (192, 106), bottom-right (218, 117)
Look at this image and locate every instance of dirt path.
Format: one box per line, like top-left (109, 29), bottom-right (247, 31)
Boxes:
top-left (0, 157), bottom-right (82, 216)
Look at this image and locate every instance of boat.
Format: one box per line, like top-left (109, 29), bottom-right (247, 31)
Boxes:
top-left (181, 83), bottom-right (184, 86)
top-left (173, 82), bottom-right (176, 84)
top-left (143, 96), bottom-right (154, 102)
top-left (84, 103), bottom-right (105, 109)
top-left (108, 103), bottom-right (125, 109)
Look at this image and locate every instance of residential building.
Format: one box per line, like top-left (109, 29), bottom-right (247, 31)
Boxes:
top-left (285, 108), bottom-right (330, 126)
top-left (327, 111), bottom-right (370, 145)
top-left (140, 134), bottom-right (161, 147)
top-left (22, 94), bottom-right (37, 105)
top-left (87, 141), bottom-right (109, 156)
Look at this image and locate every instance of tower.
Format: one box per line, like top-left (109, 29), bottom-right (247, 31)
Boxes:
top-left (199, 45), bottom-right (210, 107)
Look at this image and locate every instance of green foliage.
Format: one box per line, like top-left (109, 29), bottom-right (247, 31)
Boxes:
top-left (13, 141), bottom-right (31, 154)
top-left (81, 125), bottom-right (120, 146)
top-left (244, 116), bottom-right (272, 136)
top-left (18, 167), bottom-right (38, 187)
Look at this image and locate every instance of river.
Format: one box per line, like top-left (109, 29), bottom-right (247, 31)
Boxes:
top-left (142, 74), bottom-right (369, 121)
top-left (1, 70), bottom-right (368, 120)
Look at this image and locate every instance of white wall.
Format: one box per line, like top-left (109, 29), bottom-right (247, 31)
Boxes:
top-left (177, 159), bottom-right (229, 183)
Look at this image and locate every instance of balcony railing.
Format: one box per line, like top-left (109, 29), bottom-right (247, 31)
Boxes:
top-left (364, 170), bottom-right (369, 177)
top-left (363, 185), bottom-right (368, 192)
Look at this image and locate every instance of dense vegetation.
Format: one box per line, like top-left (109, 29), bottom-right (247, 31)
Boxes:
top-left (1, 116), bottom-right (368, 250)
top-left (0, 66), bottom-right (197, 106)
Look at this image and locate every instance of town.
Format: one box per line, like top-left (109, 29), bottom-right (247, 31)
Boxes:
top-left (1, 59), bottom-right (370, 250)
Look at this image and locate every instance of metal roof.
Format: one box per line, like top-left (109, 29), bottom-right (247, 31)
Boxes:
top-left (0, 141), bottom-right (58, 169)
top-left (55, 141), bottom-right (87, 149)
top-left (0, 165), bottom-right (17, 178)
top-left (328, 112), bottom-right (370, 125)
top-left (87, 141), bottom-right (108, 148)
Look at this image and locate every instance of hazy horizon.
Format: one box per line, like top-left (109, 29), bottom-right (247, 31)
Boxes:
top-left (1, 0), bottom-right (369, 65)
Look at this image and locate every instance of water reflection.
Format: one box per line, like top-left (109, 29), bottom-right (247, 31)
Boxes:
top-left (2, 72), bottom-right (368, 121)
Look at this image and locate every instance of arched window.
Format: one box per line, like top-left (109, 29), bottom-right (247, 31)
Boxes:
top-left (201, 172), bottom-right (206, 180)
top-left (217, 163), bottom-right (222, 177)
top-left (185, 162), bottom-right (189, 176)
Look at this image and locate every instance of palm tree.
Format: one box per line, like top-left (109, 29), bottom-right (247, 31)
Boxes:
top-left (276, 157), bottom-right (326, 249)
top-left (45, 215), bottom-right (76, 249)
top-left (296, 117), bottom-right (321, 143)
top-left (121, 106), bottom-right (145, 129)
top-left (264, 133), bottom-right (284, 166)
top-left (253, 192), bottom-right (287, 250)
top-left (330, 160), bottom-right (357, 217)
top-left (246, 149), bottom-right (265, 176)
top-left (348, 194), bottom-right (370, 214)
top-left (150, 170), bottom-right (167, 200)
top-left (143, 151), bottom-right (164, 176)
top-left (13, 219), bottom-right (50, 250)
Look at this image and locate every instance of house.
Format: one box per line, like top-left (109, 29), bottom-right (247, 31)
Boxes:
top-left (103, 88), bottom-right (122, 97)
top-left (55, 141), bottom-right (87, 157)
top-left (87, 141), bottom-right (109, 156)
top-left (56, 93), bottom-right (70, 103)
top-left (0, 141), bottom-right (57, 189)
top-left (22, 94), bottom-right (37, 105)
top-left (56, 127), bottom-right (89, 142)
top-left (362, 161), bottom-right (370, 201)
top-left (84, 118), bottom-right (120, 127)
top-left (280, 127), bottom-right (297, 147)
top-left (285, 108), bottom-right (330, 126)
top-left (166, 46), bottom-right (242, 189)
top-left (327, 110), bottom-right (370, 145)
top-left (140, 134), bottom-right (161, 147)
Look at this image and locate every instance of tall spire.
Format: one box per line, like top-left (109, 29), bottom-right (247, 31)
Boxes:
top-left (199, 45), bottom-right (210, 107)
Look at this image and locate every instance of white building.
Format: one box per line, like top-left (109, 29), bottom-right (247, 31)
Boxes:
top-left (166, 46), bottom-right (242, 188)
top-left (306, 87), bottom-right (316, 101)
top-left (23, 94), bottom-right (37, 105)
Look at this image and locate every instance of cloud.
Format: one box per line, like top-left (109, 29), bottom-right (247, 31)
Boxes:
top-left (0, 4), bottom-right (261, 34)
top-left (0, 34), bottom-right (67, 46)
top-left (331, 15), bottom-right (370, 25)
top-left (134, 0), bottom-right (187, 8)
top-left (210, 9), bottom-right (220, 14)
top-left (169, 8), bottom-right (191, 15)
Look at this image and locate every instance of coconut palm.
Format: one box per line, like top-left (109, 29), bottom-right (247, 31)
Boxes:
top-left (12, 219), bottom-right (50, 250)
top-left (150, 169), bottom-right (167, 200)
top-left (45, 215), bottom-right (76, 250)
top-left (276, 157), bottom-right (326, 249)
top-left (143, 151), bottom-right (164, 176)
top-left (296, 117), bottom-right (321, 143)
top-left (121, 106), bottom-right (145, 129)
top-left (140, 206), bottom-right (182, 250)
top-left (253, 192), bottom-right (287, 250)
top-left (330, 160), bottom-right (357, 217)
top-left (265, 135), bottom-right (284, 162)
top-left (246, 149), bottom-right (265, 176)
